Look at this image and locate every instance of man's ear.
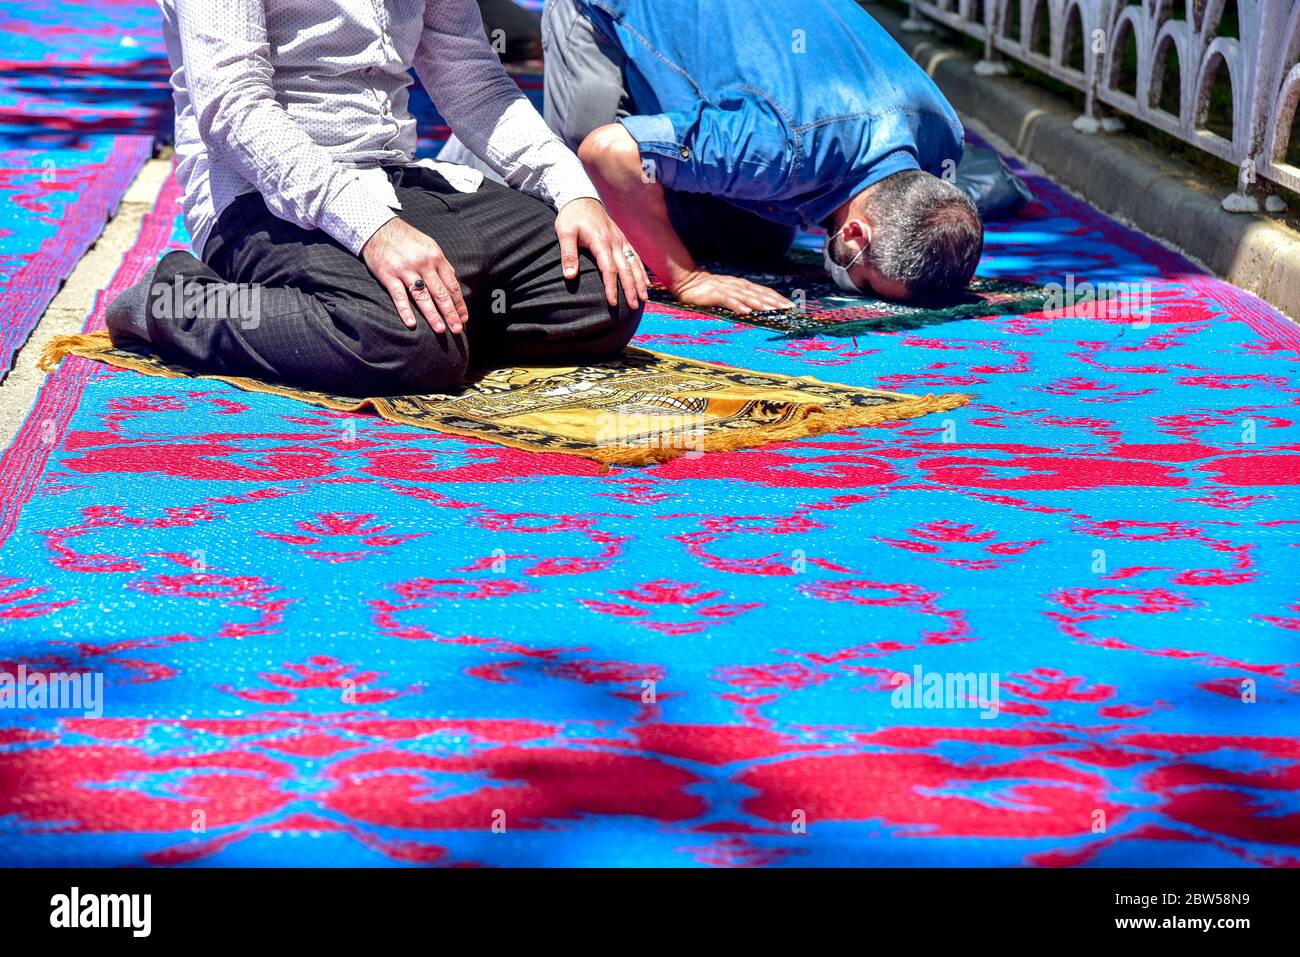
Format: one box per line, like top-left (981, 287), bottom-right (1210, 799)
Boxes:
top-left (841, 216), bottom-right (872, 253)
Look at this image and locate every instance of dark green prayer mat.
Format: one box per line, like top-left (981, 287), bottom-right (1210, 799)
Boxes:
top-left (648, 249), bottom-right (1049, 337)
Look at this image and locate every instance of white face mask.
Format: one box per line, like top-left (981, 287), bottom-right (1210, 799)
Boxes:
top-left (823, 230), bottom-right (867, 293)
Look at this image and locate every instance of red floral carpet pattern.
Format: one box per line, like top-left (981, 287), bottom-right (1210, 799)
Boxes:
top-left (1, 133), bottom-right (1299, 863)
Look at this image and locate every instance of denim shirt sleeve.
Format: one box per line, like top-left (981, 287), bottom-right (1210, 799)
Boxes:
top-left (618, 92), bottom-right (793, 200)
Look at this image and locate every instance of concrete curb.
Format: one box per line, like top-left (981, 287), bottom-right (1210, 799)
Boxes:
top-left (871, 3), bottom-right (1300, 322)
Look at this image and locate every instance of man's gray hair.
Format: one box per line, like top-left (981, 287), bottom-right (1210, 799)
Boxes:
top-left (860, 169), bottom-right (983, 301)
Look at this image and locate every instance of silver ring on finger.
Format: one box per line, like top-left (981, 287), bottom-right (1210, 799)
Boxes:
top-left (410, 278), bottom-right (427, 294)
top-left (622, 246), bottom-right (637, 263)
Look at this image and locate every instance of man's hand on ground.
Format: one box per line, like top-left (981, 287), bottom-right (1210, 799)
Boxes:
top-left (361, 217), bottom-right (469, 335)
top-left (671, 269), bottom-right (794, 315)
top-left (554, 197), bottom-right (649, 310)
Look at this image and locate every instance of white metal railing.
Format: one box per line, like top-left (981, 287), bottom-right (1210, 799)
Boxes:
top-left (899, 0), bottom-right (1300, 212)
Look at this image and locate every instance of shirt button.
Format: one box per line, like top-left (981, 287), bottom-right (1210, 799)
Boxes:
top-left (679, 147), bottom-right (690, 159)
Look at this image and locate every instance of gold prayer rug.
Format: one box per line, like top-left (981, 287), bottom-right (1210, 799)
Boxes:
top-left (41, 331), bottom-right (969, 466)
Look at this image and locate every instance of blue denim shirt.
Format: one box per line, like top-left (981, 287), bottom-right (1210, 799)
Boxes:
top-left (578, 0), bottom-right (964, 228)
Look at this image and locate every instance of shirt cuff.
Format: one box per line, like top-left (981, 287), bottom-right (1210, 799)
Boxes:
top-left (542, 157), bottom-right (602, 211)
top-left (618, 113), bottom-right (688, 190)
top-left (319, 175), bottom-right (399, 256)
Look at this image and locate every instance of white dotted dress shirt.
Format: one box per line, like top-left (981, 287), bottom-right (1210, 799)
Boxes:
top-left (159, 0), bottom-right (601, 258)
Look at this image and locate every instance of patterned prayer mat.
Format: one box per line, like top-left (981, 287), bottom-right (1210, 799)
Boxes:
top-left (648, 250), bottom-right (1050, 337)
top-left (40, 330), bottom-right (968, 466)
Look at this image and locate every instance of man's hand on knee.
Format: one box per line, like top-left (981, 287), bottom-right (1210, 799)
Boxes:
top-left (554, 196), bottom-right (648, 311)
top-left (361, 218), bottom-right (469, 335)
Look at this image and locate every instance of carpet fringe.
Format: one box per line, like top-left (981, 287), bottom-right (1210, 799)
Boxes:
top-left (39, 332), bottom-right (119, 373)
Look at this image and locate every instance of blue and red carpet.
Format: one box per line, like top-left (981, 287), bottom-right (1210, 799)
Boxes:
top-left (0, 4), bottom-right (1298, 868)
top-left (0, 0), bottom-right (169, 376)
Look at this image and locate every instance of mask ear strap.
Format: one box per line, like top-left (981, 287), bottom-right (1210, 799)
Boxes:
top-left (851, 219), bottom-right (872, 266)
top-left (831, 221), bottom-right (869, 268)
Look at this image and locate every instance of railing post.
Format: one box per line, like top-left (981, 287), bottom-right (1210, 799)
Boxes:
top-left (975, 0), bottom-right (1011, 75)
top-left (902, 1), bottom-right (937, 33)
top-left (1221, 0), bottom-right (1288, 213)
top-left (1074, 1), bottom-right (1123, 133)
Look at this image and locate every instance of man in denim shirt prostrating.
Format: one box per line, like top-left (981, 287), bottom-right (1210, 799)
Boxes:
top-left (444, 0), bottom-right (982, 314)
